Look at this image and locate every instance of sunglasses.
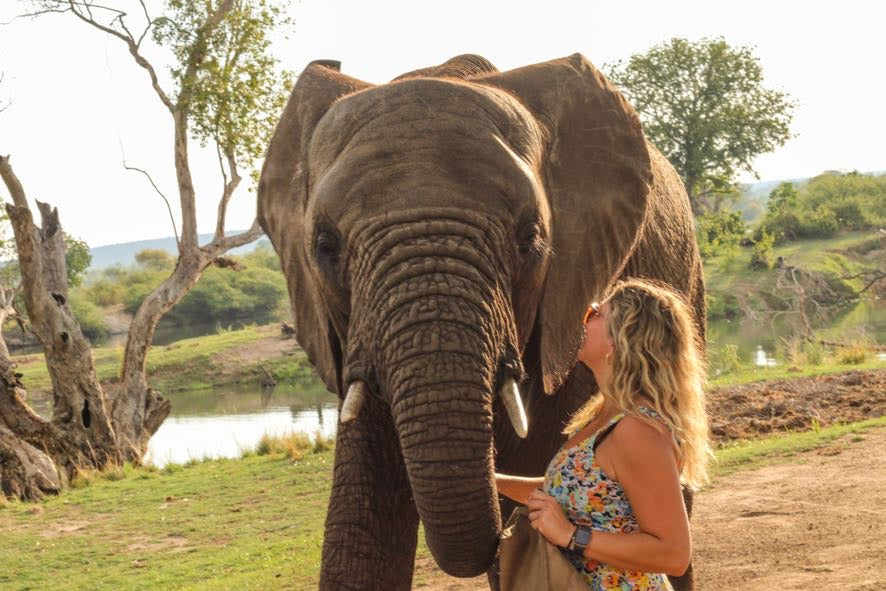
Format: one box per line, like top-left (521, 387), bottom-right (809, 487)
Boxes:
top-left (583, 302), bottom-right (601, 324)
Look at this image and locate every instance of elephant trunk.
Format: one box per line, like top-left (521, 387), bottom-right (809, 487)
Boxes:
top-left (389, 348), bottom-right (501, 576)
top-left (352, 216), bottom-right (513, 576)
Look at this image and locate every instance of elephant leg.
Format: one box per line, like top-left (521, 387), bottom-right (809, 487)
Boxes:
top-left (668, 487), bottom-right (695, 591)
top-left (320, 395), bottom-right (419, 590)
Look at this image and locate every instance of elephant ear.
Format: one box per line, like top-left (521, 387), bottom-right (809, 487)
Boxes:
top-left (257, 61), bottom-right (372, 395)
top-left (479, 54), bottom-right (653, 394)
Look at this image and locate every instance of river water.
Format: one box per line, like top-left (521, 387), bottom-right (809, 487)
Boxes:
top-left (145, 383), bottom-right (338, 467)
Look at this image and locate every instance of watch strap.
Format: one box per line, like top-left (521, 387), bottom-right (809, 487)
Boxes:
top-left (569, 525), bottom-right (593, 555)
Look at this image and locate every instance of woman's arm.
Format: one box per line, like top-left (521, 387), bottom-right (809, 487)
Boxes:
top-left (494, 473), bottom-right (545, 505)
top-left (527, 417), bottom-right (690, 576)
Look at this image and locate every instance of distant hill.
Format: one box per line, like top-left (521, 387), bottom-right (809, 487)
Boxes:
top-left (89, 232), bottom-right (271, 270)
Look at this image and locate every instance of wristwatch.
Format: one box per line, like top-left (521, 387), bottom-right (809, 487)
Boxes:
top-left (567, 525), bottom-right (593, 555)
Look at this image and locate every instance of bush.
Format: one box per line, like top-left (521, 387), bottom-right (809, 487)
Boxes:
top-left (803, 340), bottom-right (825, 365)
top-left (705, 292), bottom-right (741, 319)
top-left (696, 210), bottom-right (746, 259)
top-left (830, 200), bottom-right (868, 230)
top-left (756, 211), bottom-right (801, 243)
top-left (86, 279), bottom-right (126, 307)
top-left (798, 206), bottom-right (839, 239)
top-left (749, 231), bottom-right (776, 270)
top-left (255, 431), bottom-right (313, 460)
top-left (712, 344), bottom-right (743, 375)
top-left (69, 292), bottom-right (108, 343)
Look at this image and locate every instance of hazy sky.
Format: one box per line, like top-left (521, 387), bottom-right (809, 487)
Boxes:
top-left (1, 1), bottom-right (884, 247)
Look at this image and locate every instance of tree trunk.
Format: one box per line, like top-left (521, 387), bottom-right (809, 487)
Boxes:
top-left (110, 254), bottom-right (204, 459)
top-left (0, 155), bottom-right (121, 498)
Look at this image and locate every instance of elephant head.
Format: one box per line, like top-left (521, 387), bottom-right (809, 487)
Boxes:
top-left (258, 54), bottom-right (659, 586)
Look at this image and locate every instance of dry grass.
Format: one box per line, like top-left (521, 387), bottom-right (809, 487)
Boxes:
top-left (253, 430), bottom-right (333, 461)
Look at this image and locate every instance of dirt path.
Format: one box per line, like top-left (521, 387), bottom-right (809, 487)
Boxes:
top-left (414, 425), bottom-right (886, 590)
top-left (693, 425), bottom-right (886, 590)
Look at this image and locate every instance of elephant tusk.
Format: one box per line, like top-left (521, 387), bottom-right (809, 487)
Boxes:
top-left (340, 381), bottom-right (368, 423)
top-left (500, 378), bottom-right (528, 439)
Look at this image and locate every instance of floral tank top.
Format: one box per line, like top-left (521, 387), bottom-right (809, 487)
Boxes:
top-left (543, 406), bottom-right (675, 590)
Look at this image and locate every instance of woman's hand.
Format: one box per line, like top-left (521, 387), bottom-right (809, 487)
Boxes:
top-left (527, 489), bottom-right (575, 548)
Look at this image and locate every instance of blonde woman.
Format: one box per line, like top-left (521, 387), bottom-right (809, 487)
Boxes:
top-left (496, 279), bottom-right (712, 590)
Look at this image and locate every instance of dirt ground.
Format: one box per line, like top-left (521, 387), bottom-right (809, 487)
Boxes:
top-left (414, 369), bottom-right (886, 590)
top-left (706, 369), bottom-right (886, 444)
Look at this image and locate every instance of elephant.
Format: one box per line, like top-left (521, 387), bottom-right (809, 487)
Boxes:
top-left (257, 54), bottom-right (705, 590)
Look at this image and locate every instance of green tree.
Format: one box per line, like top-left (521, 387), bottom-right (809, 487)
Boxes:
top-left (608, 38), bottom-right (794, 215)
top-left (134, 248), bottom-right (176, 271)
top-left (695, 209), bottom-right (746, 260)
top-left (766, 182), bottom-right (799, 215)
top-left (63, 233), bottom-right (91, 287)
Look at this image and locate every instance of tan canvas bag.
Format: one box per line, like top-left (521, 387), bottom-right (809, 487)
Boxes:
top-left (499, 506), bottom-right (588, 591)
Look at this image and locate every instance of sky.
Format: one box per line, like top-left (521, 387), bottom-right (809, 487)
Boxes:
top-left (0, 0), bottom-right (884, 248)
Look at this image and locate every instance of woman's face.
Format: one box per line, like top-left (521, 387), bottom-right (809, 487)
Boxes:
top-left (576, 300), bottom-right (615, 370)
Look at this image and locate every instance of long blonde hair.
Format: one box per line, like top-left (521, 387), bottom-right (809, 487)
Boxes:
top-left (564, 278), bottom-right (712, 490)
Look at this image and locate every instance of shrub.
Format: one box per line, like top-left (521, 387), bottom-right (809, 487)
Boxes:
top-left (749, 231), bottom-right (776, 270)
top-left (803, 340), bottom-right (825, 365)
top-left (313, 431), bottom-right (333, 453)
top-left (255, 431), bottom-right (315, 460)
top-left (712, 344), bottom-right (743, 375)
top-left (706, 292), bottom-right (741, 320)
top-left (69, 292), bottom-right (109, 343)
top-left (86, 279), bottom-right (126, 306)
top-left (798, 206), bottom-right (839, 239)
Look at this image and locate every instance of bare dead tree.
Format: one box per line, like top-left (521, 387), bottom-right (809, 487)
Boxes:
top-left (20, 0), bottom-right (291, 461)
top-left (0, 154), bottom-right (121, 499)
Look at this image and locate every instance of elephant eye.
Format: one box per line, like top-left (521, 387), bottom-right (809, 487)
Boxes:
top-left (517, 222), bottom-right (546, 257)
top-left (315, 230), bottom-right (341, 265)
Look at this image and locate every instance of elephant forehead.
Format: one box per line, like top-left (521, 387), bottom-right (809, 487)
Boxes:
top-left (310, 78), bottom-right (543, 169)
top-left (307, 79), bottom-right (546, 218)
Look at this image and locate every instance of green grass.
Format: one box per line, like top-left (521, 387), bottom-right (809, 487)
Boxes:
top-left (707, 355), bottom-right (884, 387)
top-left (0, 451), bottom-right (334, 591)
top-left (1, 419), bottom-right (883, 590)
top-left (711, 416), bottom-right (886, 477)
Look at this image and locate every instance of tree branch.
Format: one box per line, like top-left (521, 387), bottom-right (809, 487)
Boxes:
top-left (214, 147), bottom-right (241, 240)
top-left (27, 0), bottom-right (175, 113)
top-left (0, 155), bottom-right (28, 210)
top-left (120, 146), bottom-right (180, 248)
top-left (203, 218), bottom-right (263, 259)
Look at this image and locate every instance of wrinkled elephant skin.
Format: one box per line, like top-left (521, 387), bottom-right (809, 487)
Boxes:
top-left (257, 54), bottom-right (704, 590)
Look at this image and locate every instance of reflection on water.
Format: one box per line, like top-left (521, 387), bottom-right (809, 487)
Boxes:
top-left (754, 345), bottom-right (777, 367)
top-left (707, 299), bottom-right (885, 366)
top-left (142, 383), bottom-right (338, 467)
top-left (145, 402), bottom-right (338, 467)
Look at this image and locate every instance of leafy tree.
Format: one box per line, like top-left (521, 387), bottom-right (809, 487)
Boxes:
top-left (608, 38), bottom-right (794, 215)
top-left (63, 234), bottom-right (91, 287)
top-left (766, 182), bottom-right (799, 215)
top-left (134, 248), bottom-right (176, 271)
top-left (757, 172), bottom-right (885, 242)
top-left (695, 209), bottom-right (746, 260)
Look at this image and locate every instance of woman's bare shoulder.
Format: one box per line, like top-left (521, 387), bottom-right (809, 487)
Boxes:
top-left (609, 415), bottom-right (677, 466)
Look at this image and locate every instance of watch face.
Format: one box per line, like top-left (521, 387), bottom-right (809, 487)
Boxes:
top-left (575, 527), bottom-right (592, 546)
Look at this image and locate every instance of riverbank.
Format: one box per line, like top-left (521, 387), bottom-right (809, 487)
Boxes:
top-left (12, 324), bottom-right (319, 398)
top-left (11, 320), bottom-right (884, 403)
